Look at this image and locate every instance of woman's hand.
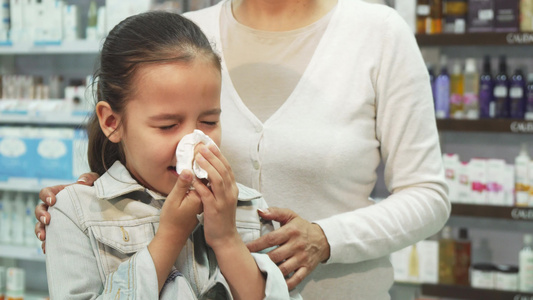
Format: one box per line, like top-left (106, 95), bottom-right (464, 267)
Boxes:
top-left (35, 172), bottom-right (100, 253)
top-left (246, 207), bottom-right (331, 290)
top-left (192, 143), bottom-right (240, 250)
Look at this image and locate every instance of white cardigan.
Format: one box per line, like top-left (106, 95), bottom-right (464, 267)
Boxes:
top-left (185, 0), bottom-right (450, 299)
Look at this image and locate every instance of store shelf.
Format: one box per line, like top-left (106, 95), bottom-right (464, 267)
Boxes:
top-left (416, 32), bottom-right (533, 47)
top-left (0, 244), bottom-right (45, 262)
top-left (0, 179), bottom-right (74, 193)
top-left (421, 283), bottom-right (533, 300)
top-left (451, 203), bottom-right (533, 222)
top-left (0, 40), bottom-right (101, 55)
top-left (436, 119), bottom-right (533, 133)
top-left (0, 110), bottom-right (90, 126)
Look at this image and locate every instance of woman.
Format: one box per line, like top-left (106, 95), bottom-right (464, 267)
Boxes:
top-left (36, 0), bottom-right (450, 299)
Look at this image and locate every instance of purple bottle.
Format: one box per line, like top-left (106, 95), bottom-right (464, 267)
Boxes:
top-left (526, 73), bottom-right (533, 120)
top-left (435, 56), bottom-right (451, 119)
top-left (493, 55), bottom-right (509, 118)
top-left (509, 69), bottom-right (526, 119)
top-left (479, 56), bottom-right (493, 118)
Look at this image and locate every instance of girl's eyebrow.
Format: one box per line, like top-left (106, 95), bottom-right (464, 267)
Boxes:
top-left (148, 109), bottom-right (221, 121)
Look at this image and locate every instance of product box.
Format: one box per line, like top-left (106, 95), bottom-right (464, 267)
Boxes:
top-left (33, 128), bottom-right (75, 181)
top-left (521, 0), bottom-right (533, 32)
top-left (63, 5), bottom-right (81, 40)
top-left (467, 0), bottom-right (494, 32)
top-left (443, 153), bottom-right (461, 202)
top-left (494, 0), bottom-right (519, 32)
top-left (486, 159), bottom-right (506, 205)
top-left (458, 161), bottom-right (471, 203)
top-left (390, 241), bottom-right (439, 284)
top-left (504, 164), bottom-right (515, 206)
top-left (73, 129), bottom-right (90, 178)
top-left (0, 127), bottom-right (38, 180)
top-left (469, 158), bottom-right (488, 204)
top-left (106, 0), bottom-right (153, 35)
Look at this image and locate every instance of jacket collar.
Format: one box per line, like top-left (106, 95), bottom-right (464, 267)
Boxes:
top-left (94, 161), bottom-right (263, 202)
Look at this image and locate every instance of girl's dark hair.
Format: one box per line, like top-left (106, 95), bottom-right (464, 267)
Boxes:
top-left (87, 11), bottom-right (221, 175)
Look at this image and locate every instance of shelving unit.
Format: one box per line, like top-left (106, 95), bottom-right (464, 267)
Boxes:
top-left (0, 40), bottom-right (101, 55)
top-left (0, 244), bottom-right (45, 262)
top-left (436, 119), bottom-right (533, 134)
top-left (416, 32), bottom-right (533, 47)
top-left (421, 284), bottom-right (533, 300)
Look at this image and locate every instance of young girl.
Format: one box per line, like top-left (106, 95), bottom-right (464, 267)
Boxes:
top-left (45, 11), bottom-right (297, 300)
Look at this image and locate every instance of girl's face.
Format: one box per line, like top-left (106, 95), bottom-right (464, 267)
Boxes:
top-left (115, 58), bottom-right (222, 195)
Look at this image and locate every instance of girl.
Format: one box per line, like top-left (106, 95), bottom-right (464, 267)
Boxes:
top-left (45, 11), bottom-right (296, 300)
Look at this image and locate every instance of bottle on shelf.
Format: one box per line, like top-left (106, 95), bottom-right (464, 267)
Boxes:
top-left (515, 143), bottom-right (531, 207)
top-left (435, 56), bottom-right (451, 119)
top-left (438, 226), bottom-right (455, 284)
top-left (510, 68), bottom-right (526, 120)
top-left (428, 64), bottom-right (436, 103)
top-left (453, 228), bottom-right (471, 286)
top-left (463, 58), bottom-right (479, 119)
top-left (450, 61), bottom-right (464, 119)
top-left (0, 191), bottom-right (13, 245)
top-left (11, 192), bottom-right (25, 245)
top-left (408, 243), bottom-right (420, 281)
top-left (494, 55), bottom-right (510, 118)
top-left (526, 73), bottom-right (533, 120)
top-left (519, 233), bottom-right (533, 292)
top-left (429, 0), bottom-right (443, 34)
top-left (472, 237), bottom-right (492, 264)
top-left (24, 194), bottom-right (38, 246)
top-left (479, 55), bottom-right (494, 119)
top-left (416, 0), bottom-right (431, 34)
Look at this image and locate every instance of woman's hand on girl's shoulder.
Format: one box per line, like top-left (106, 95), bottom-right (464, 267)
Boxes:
top-left (35, 172), bottom-right (100, 253)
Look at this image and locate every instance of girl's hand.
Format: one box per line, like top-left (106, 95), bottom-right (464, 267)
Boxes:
top-left (192, 144), bottom-right (240, 250)
top-left (158, 170), bottom-right (203, 238)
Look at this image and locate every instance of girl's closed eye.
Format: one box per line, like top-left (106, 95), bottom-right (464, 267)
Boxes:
top-left (159, 124), bottom-right (177, 131)
top-left (201, 121), bottom-right (218, 126)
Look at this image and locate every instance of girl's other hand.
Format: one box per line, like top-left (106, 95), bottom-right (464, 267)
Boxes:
top-left (192, 144), bottom-right (240, 250)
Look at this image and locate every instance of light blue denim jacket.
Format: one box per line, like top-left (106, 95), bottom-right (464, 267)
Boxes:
top-left (46, 161), bottom-right (301, 300)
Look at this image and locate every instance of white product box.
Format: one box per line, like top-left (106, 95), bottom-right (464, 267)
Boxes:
top-left (106, 0), bottom-right (152, 35)
top-left (469, 158), bottom-right (488, 204)
top-left (457, 161), bottom-right (470, 203)
top-left (390, 241), bottom-right (439, 284)
top-left (391, 246), bottom-right (411, 282)
top-left (504, 164), bottom-right (515, 206)
top-left (63, 4), bottom-right (81, 40)
top-left (487, 159), bottom-right (506, 205)
top-left (417, 240), bottom-right (439, 283)
top-left (34, 0), bottom-right (63, 42)
top-left (73, 129), bottom-right (89, 178)
top-left (443, 153), bottom-right (461, 202)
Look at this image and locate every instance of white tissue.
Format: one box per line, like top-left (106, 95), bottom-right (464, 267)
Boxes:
top-left (176, 129), bottom-right (217, 179)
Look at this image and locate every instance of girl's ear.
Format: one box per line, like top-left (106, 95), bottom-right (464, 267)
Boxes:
top-left (96, 102), bottom-right (123, 143)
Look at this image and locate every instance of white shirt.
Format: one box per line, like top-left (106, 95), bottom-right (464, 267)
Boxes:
top-left (185, 0), bottom-right (450, 298)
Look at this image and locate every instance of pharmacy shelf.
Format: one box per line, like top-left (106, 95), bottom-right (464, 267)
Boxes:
top-left (421, 283), bottom-right (533, 300)
top-left (436, 119), bottom-right (533, 134)
top-left (416, 32), bottom-right (533, 47)
top-left (0, 110), bottom-right (90, 126)
top-left (0, 244), bottom-right (45, 262)
top-left (0, 40), bottom-right (100, 55)
top-left (0, 180), bottom-right (73, 193)
top-left (451, 203), bottom-right (533, 222)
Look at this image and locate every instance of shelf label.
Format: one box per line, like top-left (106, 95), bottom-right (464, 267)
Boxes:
top-left (511, 207), bottom-right (533, 220)
top-left (510, 121), bottom-right (533, 133)
top-left (506, 33), bottom-right (533, 44)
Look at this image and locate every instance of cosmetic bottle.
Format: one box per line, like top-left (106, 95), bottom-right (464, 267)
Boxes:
top-left (417, 0), bottom-right (431, 34)
top-left (450, 61), bottom-right (464, 118)
top-left (11, 192), bottom-right (24, 245)
top-left (408, 243), bottom-right (420, 280)
top-left (24, 194), bottom-right (36, 246)
top-left (479, 55), bottom-right (494, 118)
top-left (428, 64), bottom-right (436, 103)
top-left (0, 191), bottom-right (12, 244)
top-left (519, 233), bottom-right (533, 292)
top-left (439, 226), bottom-right (455, 284)
top-left (429, 0), bottom-right (443, 33)
top-left (494, 55), bottom-right (509, 118)
top-left (510, 68), bottom-right (526, 119)
top-left (435, 56), bottom-right (451, 119)
top-left (453, 228), bottom-right (471, 285)
top-left (525, 73), bottom-right (533, 120)
top-left (463, 58), bottom-right (479, 119)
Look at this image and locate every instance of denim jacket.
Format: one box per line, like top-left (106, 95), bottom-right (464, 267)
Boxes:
top-left (46, 161), bottom-right (300, 300)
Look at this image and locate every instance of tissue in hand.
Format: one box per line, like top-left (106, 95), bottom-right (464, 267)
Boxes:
top-left (175, 129), bottom-right (217, 179)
